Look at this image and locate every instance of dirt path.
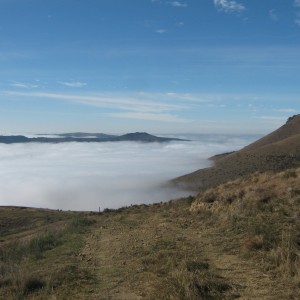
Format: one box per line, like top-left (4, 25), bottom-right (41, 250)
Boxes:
top-left (196, 228), bottom-right (297, 300)
top-left (77, 205), bottom-right (296, 299)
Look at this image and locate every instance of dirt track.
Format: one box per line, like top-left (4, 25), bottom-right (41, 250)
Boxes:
top-left (77, 203), bottom-right (293, 300)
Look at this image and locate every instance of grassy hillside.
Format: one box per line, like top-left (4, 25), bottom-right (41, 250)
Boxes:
top-left (173, 115), bottom-right (300, 191)
top-left (1, 168), bottom-right (300, 299)
top-left (0, 208), bottom-right (97, 299)
top-left (191, 168), bottom-right (300, 291)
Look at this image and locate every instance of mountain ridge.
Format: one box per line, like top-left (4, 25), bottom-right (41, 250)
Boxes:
top-left (0, 132), bottom-right (186, 144)
top-left (173, 114), bottom-right (300, 191)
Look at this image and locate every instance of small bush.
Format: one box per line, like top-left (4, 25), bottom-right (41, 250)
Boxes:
top-left (23, 276), bottom-right (45, 295)
top-left (270, 227), bottom-right (300, 276)
top-left (241, 235), bottom-right (264, 252)
top-left (103, 208), bottom-right (115, 213)
top-left (186, 260), bottom-right (209, 272)
top-left (48, 264), bottom-right (94, 290)
top-left (291, 189), bottom-right (300, 197)
top-left (0, 242), bottom-right (25, 264)
top-left (283, 170), bottom-right (298, 179)
top-left (186, 196), bottom-right (195, 205)
top-left (202, 193), bottom-right (216, 203)
top-left (69, 215), bottom-right (95, 233)
top-left (154, 267), bottom-right (231, 300)
top-left (152, 240), bottom-right (176, 252)
top-left (29, 233), bottom-right (62, 259)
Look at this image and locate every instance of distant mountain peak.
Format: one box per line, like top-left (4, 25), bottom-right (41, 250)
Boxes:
top-left (120, 132), bottom-right (152, 137)
top-left (0, 132), bottom-right (186, 144)
top-left (286, 114), bottom-right (300, 125)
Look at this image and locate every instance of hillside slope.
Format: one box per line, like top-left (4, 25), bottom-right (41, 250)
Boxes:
top-left (1, 166), bottom-right (300, 299)
top-left (242, 114), bottom-right (300, 151)
top-left (173, 115), bottom-right (300, 191)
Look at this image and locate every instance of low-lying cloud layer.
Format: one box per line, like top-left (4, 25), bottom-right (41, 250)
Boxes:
top-left (0, 135), bottom-right (258, 211)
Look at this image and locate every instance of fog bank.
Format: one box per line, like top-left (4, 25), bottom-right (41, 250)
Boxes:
top-left (0, 135), bottom-right (258, 211)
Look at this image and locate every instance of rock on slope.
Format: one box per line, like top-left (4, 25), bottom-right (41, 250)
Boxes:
top-left (173, 114), bottom-right (300, 191)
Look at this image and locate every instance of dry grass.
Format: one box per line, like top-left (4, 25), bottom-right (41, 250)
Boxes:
top-left (151, 263), bottom-right (231, 300)
top-left (1, 167), bottom-right (300, 298)
top-left (191, 167), bottom-right (300, 285)
top-left (0, 209), bottom-right (95, 299)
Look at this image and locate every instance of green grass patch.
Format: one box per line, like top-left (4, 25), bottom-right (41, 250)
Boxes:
top-left (0, 211), bottom-right (96, 299)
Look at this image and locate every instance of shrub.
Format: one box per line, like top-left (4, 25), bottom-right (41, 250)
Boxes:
top-left (153, 266), bottom-right (231, 300)
top-left (283, 170), bottom-right (298, 179)
top-left (69, 215), bottom-right (95, 233)
top-left (241, 235), bottom-right (264, 252)
top-left (270, 226), bottom-right (300, 276)
top-left (186, 260), bottom-right (209, 272)
top-left (29, 233), bottom-right (62, 259)
top-left (23, 276), bottom-right (45, 295)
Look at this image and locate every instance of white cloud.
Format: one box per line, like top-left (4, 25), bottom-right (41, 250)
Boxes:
top-left (214, 0), bottom-right (245, 13)
top-left (4, 91), bottom-right (185, 114)
top-left (176, 21), bottom-right (184, 26)
top-left (0, 137), bottom-right (251, 210)
top-left (274, 108), bottom-right (296, 113)
top-left (156, 28), bottom-right (166, 34)
top-left (10, 82), bottom-right (30, 88)
top-left (170, 1), bottom-right (187, 8)
top-left (152, 0), bottom-right (187, 7)
top-left (59, 81), bottom-right (87, 87)
top-left (295, 13), bottom-right (300, 26)
top-left (10, 81), bottom-right (39, 89)
top-left (294, 0), bottom-right (300, 7)
top-left (269, 9), bottom-right (279, 21)
top-left (110, 112), bottom-right (191, 123)
top-left (165, 92), bottom-right (206, 102)
top-left (255, 115), bottom-right (286, 122)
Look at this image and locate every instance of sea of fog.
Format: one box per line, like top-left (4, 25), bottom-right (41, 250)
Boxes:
top-left (0, 134), bottom-right (260, 211)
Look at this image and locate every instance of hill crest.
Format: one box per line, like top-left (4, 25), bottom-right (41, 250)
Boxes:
top-left (173, 115), bottom-right (300, 191)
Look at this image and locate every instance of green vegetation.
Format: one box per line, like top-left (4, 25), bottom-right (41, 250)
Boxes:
top-left (0, 210), bottom-right (95, 299)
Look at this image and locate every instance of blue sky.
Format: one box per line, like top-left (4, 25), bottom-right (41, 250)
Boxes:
top-left (1, 0), bottom-right (300, 134)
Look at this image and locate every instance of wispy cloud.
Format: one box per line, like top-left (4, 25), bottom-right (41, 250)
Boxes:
top-left (152, 0), bottom-right (187, 7)
top-left (274, 108), bottom-right (297, 113)
top-left (214, 0), bottom-right (245, 13)
top-left (269, 9), bottom-right (279, 21)
top-left (293, 1), bottom-right (300, 26)
top-left (59, 81), bottom-right (87, 88)
top-left (170, 1), bottom-right (187, 8)
top-left (110, 112), bottom-right (191, 123)
top-left (156, 29), bottom-right (167, 34)
top-left (3, 91), bottom-right (185, 114)
top-left (295, 12), bottom-right (300, 26)
top-left (255, 115), bottom-right (287, 123)
top-left (10, 81), bottom-right (39, 89)
top-left (294, 0), bottom-right (300, 7)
